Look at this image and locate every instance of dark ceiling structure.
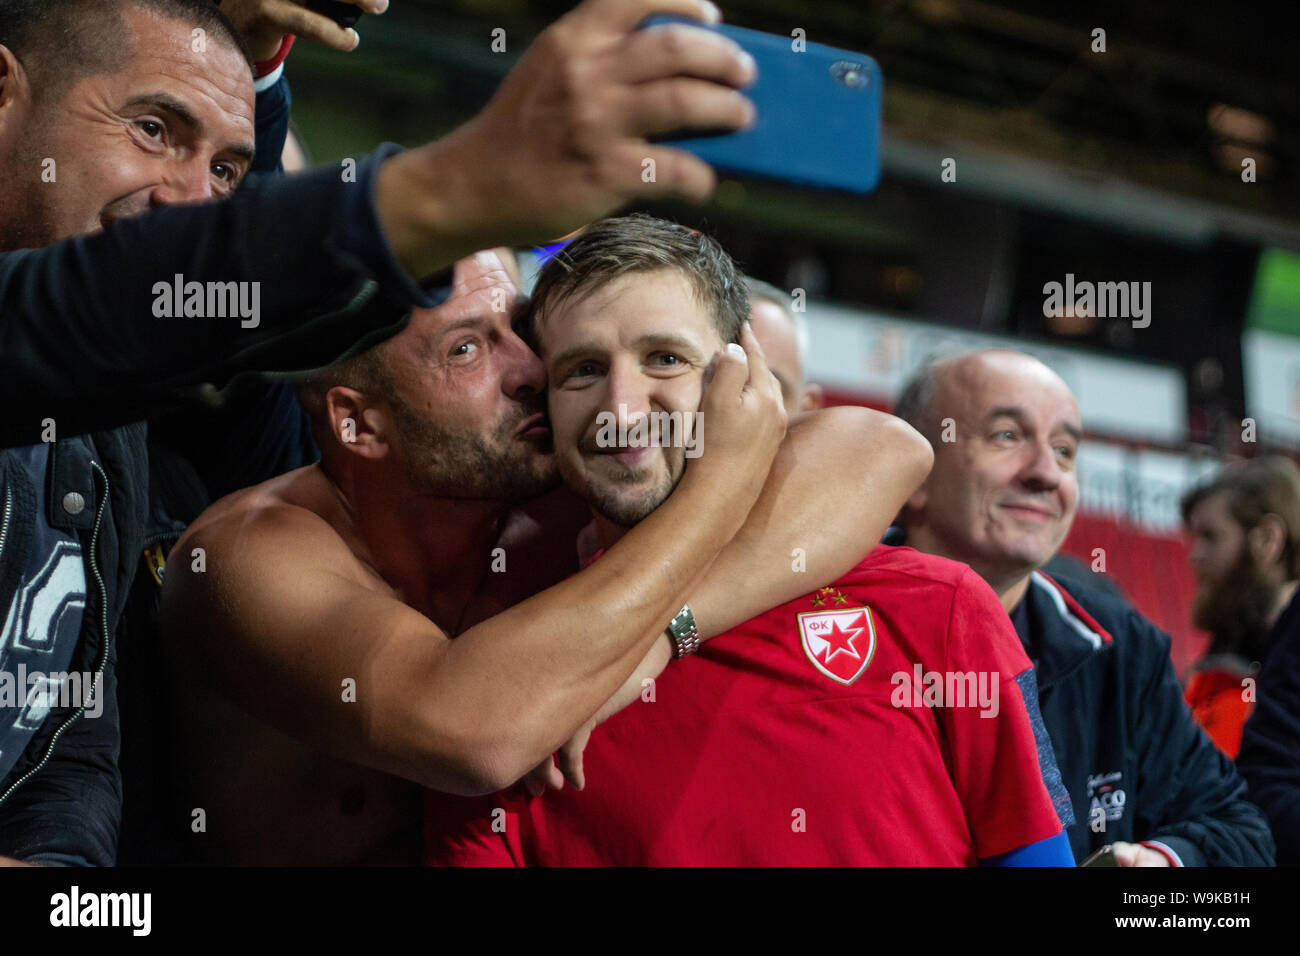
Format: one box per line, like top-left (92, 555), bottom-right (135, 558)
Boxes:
top-left (296, 0), bottom-right (1298, 234)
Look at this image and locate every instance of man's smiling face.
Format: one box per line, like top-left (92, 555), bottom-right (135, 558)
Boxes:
top-left (539, 268), bottom-right (722, 528)
top-left (908, 350), bottom-right (1082, 585)
top-left (0, 4), bottom-right (255, 249)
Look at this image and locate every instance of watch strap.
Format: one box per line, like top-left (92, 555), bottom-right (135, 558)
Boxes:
top-left (666, 604), bottom-right (701, 660)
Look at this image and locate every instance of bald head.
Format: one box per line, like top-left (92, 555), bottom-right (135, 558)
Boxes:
top-left (746, 279), bottom-right (824, 413)
top-left (898, 349), bottom-right (1083, 608)
top-left (898, 350), bottom-right (1073, 439)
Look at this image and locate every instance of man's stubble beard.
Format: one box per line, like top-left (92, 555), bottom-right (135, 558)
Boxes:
top-left (392, 397), bottom-right (559, 502)
top-left (563, 448), bottom-right (685, 529)
top-left (1193, 547), bottom-right (1278, 661)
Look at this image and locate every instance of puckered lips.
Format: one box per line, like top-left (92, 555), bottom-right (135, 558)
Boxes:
top-left (515, 412), bottom-right (551, 441)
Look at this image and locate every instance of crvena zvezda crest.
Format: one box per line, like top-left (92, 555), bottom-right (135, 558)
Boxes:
top-left (797, 588), bottom-right (876, 685)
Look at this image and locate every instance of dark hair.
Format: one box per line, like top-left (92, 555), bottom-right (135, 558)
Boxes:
top-left (893, 357), bottom-right (940, 441)
top-left (0, 0), bottom-right (250, 106)
top-left (1182, 456), bottom-right (1300, 578)
top-left (528, 213), bottom-right (748, 347)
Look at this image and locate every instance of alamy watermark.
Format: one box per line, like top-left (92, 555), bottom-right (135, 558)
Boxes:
top-left (152, 274), bottom-right (260, 328)
top-left (890, 664), bottom-right (1000, 718)
top-left (0, 665), bottom-right (102, 719)
top-left (594, 404), bottom-right (703, 459)
top-left (1042, 273), bottom-right (1151, 328)
top-left (50, 886), bottom-right (150, 936)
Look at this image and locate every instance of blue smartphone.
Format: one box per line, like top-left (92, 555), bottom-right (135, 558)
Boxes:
top-left (641, 17), bottom-right (883, 194)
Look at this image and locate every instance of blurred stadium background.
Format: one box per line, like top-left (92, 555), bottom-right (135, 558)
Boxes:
top-left (287, 0), bottom-right (1299, 672)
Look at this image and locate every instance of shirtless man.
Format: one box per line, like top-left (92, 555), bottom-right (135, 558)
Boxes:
top-left (159, 246), bottom-right (931, 864)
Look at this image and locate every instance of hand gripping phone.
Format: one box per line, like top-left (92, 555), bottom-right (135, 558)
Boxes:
top-left (642, 16), bottom-right (883, 193)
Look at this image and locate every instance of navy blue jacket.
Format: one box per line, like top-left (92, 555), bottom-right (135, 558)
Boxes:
top-left (0, 77), bottom-right (435, 864)
top-left (1019, 571), bottom-right (1275, 866)
top-left (0, 430), bottom-right (143, 865)
top-left (1238, 588), bottom-right (1300, 865)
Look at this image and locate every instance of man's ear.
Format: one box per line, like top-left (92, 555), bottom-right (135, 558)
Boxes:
top-left (799, 383), bottom-right (825, 412)
top-left (325, 386), bottom-right (391, 460)
top-left (1249, 514), bottom-right (1287, 570)
top-left (904, 480), bottom-right (930, 522)
top-left (0, 45), bottom-right (33, 139)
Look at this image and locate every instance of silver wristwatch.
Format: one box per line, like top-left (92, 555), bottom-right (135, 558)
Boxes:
top-left (666, 604), bottom-right (701, 660)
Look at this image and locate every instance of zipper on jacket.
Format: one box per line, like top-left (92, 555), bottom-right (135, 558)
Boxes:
top-left (0, 486), bottom-right (12, 567)
top-left (0, 462), bottom-right (111, 808)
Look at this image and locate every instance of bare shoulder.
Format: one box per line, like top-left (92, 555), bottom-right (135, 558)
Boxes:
top-left (185, 464), bottom-right (361, 561)
top-left (163, 465), bottom-right (375, 636)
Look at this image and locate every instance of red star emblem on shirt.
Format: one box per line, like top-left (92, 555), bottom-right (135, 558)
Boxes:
top-left (820, 612), bottom-right (866, 663)
top-left (799, 604), bottom-right (876, 686)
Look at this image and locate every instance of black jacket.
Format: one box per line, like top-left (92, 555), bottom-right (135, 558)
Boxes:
top-left (0, 429), bottom-right (144, 864)
top-left (1238, 587), bottom-right (1300, 865)
top-left (1020, 571), bottom-right (1275, 866)
top-left (0, 75), bottom-right (436, 861)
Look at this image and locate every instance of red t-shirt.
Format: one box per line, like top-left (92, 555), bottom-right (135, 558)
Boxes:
top-left (1185, 665), bottom-right (1255, 759)
top-left (425, 545), bottom-right (1063, 865)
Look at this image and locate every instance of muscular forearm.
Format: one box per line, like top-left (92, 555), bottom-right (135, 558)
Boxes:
top-left (423, 469), bottom-right (749, 793)
top-left (688, 407), bottom-right (932, 638)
